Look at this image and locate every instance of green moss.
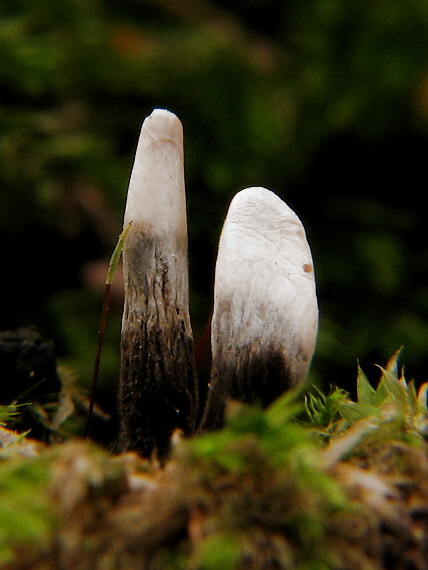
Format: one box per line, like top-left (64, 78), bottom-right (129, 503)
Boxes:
top-left (0, 353), bottom-right (427, 567)
top-left (0, 454), bottom-right (55, 563)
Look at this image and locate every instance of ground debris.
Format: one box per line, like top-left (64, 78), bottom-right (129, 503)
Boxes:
top-left (1, 391), bottom-right (428, 569)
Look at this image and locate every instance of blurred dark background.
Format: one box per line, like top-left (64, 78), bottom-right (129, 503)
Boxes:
top-left (1, 0), bottom-right (428, 428)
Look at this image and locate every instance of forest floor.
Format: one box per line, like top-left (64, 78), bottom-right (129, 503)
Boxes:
top-left (1, 352), bottom-right (428, 569)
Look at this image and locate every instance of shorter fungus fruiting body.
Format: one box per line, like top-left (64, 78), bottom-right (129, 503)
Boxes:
top-left (201, 187), bottom-right (318, 430)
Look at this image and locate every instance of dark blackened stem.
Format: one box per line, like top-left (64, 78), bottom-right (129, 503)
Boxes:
top-left (118, 109), bottom-right (198, 460)
top-left (200, 187), bottom-right (319, 431)
top-left (119, 231), bottom-right (198, 459)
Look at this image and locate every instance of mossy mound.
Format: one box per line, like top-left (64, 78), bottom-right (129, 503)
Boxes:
top-left (1, 353), bottom-right (428, 569)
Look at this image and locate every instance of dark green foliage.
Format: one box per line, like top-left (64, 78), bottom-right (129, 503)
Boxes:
top-left (1, 0), bottom-right (428, 399)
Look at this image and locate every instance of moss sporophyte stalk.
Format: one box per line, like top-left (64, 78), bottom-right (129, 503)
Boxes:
top-left (84, 221), bottom-right (133, 439)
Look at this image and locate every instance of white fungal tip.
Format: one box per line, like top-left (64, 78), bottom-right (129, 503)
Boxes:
top-left (227, 186), bottom-right (303, 231)
top-left (123, 108), bottom-right (186, 234)
top-left (142, 108), bottom-right (183, 143)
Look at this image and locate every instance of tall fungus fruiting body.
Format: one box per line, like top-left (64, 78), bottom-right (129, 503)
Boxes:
top-left (118, 110), bottom-right (198, 460)
top-left (201, 187), bottom-right (319, 430)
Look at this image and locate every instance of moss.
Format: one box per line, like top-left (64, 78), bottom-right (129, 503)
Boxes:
top-left (0, 353), bottom-right (428, 568)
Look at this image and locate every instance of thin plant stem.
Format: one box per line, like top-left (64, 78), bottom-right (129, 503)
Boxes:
top-left (84, 222), bottom-right (133, 439)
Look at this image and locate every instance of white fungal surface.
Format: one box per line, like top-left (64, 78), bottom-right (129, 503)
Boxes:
top-left (122, 108), bottom-right (190, 311)
top-left (212, 186), bottom-right (318, 385)
top-left (123, 108), bottom-right (187, 239)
